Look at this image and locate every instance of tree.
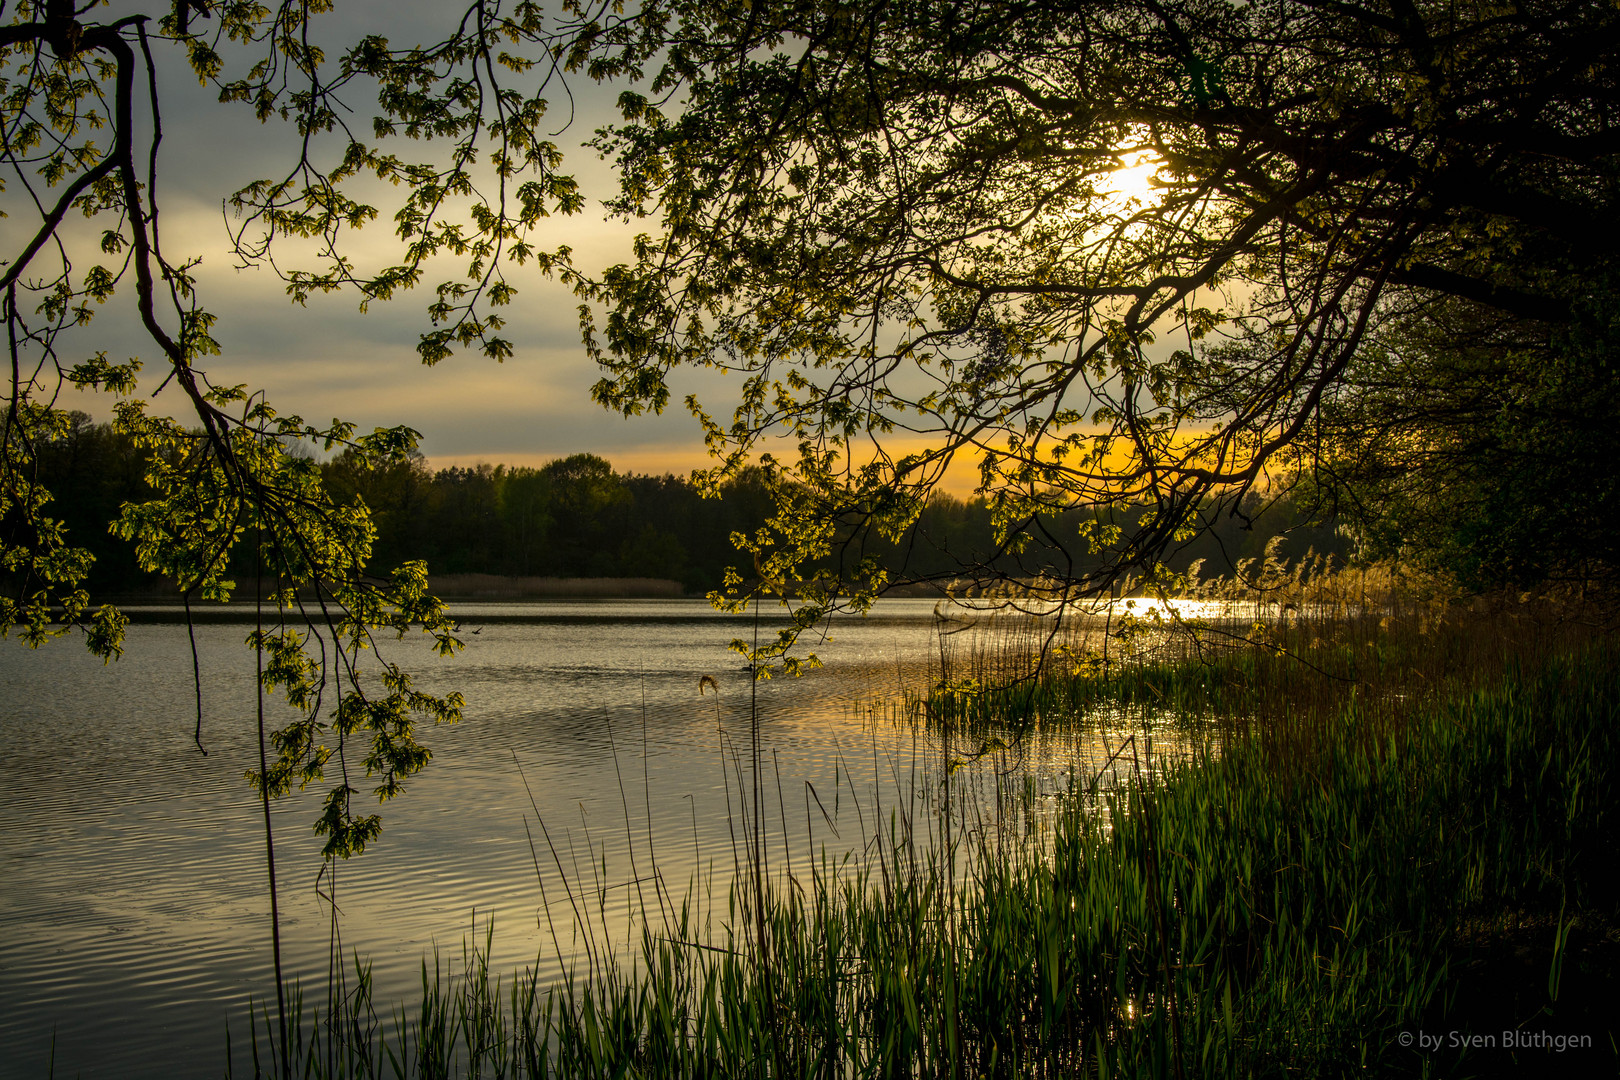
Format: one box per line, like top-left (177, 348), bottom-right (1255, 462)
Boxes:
top-left (0, 2), bottom-right (624, 1063)
top-left (322, 446), bottom-right (437, 574)
top-left (7, 0), bottom-right (1614, 843)
top-left (0, 0), bottom-right (631, 856)
top-left (575, 0), bottom-right (1620, 616)
top-left (1304, 291), bottom-right (1620, 591)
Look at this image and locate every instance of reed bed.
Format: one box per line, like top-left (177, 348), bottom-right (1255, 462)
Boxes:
top-left (232, 567), bottom-right (1620, 1078)
top-left (922, 556), bottom-right (1603, 745)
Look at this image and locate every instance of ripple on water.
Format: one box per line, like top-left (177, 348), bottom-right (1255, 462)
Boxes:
top-left (0, 600), bottom-right (1200, 1079)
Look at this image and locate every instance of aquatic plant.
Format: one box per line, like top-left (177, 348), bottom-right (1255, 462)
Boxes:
top-left (230, 586), bottom-right (1620, 1077)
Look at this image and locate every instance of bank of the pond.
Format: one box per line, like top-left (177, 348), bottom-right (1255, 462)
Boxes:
top-left (241, 642), bottom-right (1620, 1079)
top-left (91, 574), bottom-right (694, 606)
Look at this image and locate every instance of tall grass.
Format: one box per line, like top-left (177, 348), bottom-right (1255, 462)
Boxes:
top-left (233, 569), bottom-right (1620, 1078)
top-left (922, 555), bottom-right (1603, 746)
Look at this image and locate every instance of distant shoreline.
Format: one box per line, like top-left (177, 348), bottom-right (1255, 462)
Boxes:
top-left (426, 573), bottom-right (687, 600)
top-left (90, 574), bottom-right (693, 608)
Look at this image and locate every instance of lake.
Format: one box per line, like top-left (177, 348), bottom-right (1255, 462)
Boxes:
top-left (0, 598), bottom-right (1191, 1078)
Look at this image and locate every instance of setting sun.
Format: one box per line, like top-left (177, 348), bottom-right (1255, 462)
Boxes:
top-left (1098, 148), bottom-right (1165, 216)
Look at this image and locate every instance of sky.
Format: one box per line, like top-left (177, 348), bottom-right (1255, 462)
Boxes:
top-left (11, 2), bottom-right (1154, 496)
top-left (36, 3), bottom-right (731, 479)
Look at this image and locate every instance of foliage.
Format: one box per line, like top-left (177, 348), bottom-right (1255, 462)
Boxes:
top-left (322, 449), bottom-right (769, 587)
top-left (0, 0), bottom-right (613, 851)
top-left (1305, 293), bottom-right (1620, 590)
top-left (571, 0), bottom-right (1620, 615)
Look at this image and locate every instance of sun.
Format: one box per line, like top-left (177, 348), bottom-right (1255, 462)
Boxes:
top-left (1097, 149), bottom-right (1165, 216)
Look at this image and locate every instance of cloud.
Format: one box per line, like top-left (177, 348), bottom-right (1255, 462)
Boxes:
top-left (17, 12), bottom-right (659, 466)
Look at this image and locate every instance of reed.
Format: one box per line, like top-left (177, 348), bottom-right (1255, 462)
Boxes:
top-left (921, 556), bottom-right (1603, 745)
top-left (230, 571), bottom-right (1620, 1078)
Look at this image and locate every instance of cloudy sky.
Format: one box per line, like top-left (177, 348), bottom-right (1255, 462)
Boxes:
top-left (53, 4), bottom-right (726, 478)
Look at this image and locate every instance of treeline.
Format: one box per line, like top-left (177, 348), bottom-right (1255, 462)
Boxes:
top-left (320, 448), bottom-right (773, 590)
top-left (28, 414), bottom-right (1348, 597)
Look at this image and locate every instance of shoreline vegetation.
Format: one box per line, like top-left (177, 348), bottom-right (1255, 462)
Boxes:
top-left (29, 418), bottom-right (1346, 601)
top-left (228, 570), bottom-right (1619, 1079)
top-left (88, 573), bottom-right (1085, 607)
top-left (94, 574), bottom-right (692, 604)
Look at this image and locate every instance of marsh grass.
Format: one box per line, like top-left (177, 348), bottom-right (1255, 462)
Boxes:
top-left (923, 558), bottom-right (1604, 747)
top-left (232, 568), bottom-right (1620, 1078)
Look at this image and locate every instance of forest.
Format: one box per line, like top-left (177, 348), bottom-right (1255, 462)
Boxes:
top-left (34, 413), bottom-right (1348, 598)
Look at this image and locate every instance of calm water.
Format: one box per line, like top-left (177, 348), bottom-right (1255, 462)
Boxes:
top-left (0, 599), bottom-right (1189, 1078)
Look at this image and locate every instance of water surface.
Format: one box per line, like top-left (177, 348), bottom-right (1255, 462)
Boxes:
top-left (0, 598), bottom-right (1189, 1078)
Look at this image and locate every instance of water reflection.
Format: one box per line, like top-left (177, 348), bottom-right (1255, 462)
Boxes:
top-left (0, 599), bottom-right (1201, 1079)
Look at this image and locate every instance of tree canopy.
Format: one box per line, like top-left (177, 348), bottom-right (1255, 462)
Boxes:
top-left (576, 0), bottom-right (1620, 606)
